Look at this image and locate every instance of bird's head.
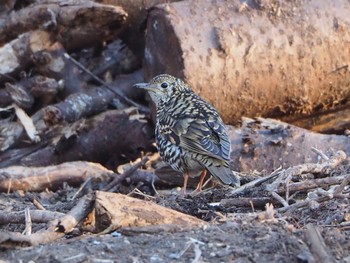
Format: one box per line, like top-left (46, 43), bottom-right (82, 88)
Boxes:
top-left (133, 74), bottom-right (190, 106)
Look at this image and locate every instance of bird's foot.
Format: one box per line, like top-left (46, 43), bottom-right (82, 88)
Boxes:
top-left (190, 187), bottom-right (202, 197)
top-left (180, 188), bottom-right (188, 197)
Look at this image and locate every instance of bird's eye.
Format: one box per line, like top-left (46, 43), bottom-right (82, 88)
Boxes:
top-left (161, 82), bottom-right (168, 88)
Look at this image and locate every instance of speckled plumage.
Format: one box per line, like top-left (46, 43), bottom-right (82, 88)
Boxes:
top-left (134, 74), bottom-right (240, 193)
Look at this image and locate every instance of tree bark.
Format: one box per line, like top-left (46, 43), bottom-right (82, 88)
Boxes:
top-left (144, 0), bottom-right (350, 125)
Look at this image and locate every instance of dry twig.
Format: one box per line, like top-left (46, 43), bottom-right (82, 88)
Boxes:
top-left (0, 193), bottom-right (95, 246)
top-left (64, 53), bottom-right (149, 113)
top-left (270, 192), bottom-right (289, 207)
top-left (217, 197), bottom-right (276, 208)
top-left (23, 208), bottom-right (32, 236)
top-left (0, 210), bottom-right (65, 225)
top-left (304, 224), bottom-right (336, 263)
top-left (230, 167), bottom-right (283, 195)
top-left (278, 193), bottom-right (349, 213)
top-left (276, 174), bottom-right (349, 194)
top-left (266, 151), bottom-right (347, 193)
top-left (103, 155), bottom-right (150, 192)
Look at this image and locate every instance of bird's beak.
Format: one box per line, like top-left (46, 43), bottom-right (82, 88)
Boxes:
top-left (133, 83), bottom-right (158, 92)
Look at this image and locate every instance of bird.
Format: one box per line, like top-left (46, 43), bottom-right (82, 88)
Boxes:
top-left (134, 74), bottom-right (240, 195)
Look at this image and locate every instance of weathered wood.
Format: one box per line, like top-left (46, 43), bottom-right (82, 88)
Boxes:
top-left (0, 0), bottom-right (127, 51)
top-left (0, 30), bottom-right (52, 78)
top-left (276, 175), bottom-right (347, 194)
top-left (81, 40), bottom-right (140, 82)
top-left (64, 54), bottom-right (149, 113)
top-left (0, 89), bottom-right (12, 107)
top-left (229, 118), bottom-right (350, 173)
top-left (3, 76), bottom-right (61, 109)
top-left (144, 0), bottom-right (350, 125)
top-left (220, 197), bottom-right (276, 208)
top-left (103, 155), bottom-right (150, 192)
top-left (111, 70), bottom-right (146, 103)
top-left (0, 30), bottom-right (84, 97)
top-left (266, 151), bottom-right (347, 193)
top-left (278, 192), bottom-right (349, 213)
top-left (0, 210), bottom-right (65, 225)
top-left (42, 87), bottom-right (114, 125)
top-left (0, 193), bottom-right (94, 247)
top-left (0, 0), bottom-right (17, 15)
top-left (303, 224), bottom-right (336, 263)
top-left (92, 191), bottom-right (207, 232)
top-left (0, 122), bottom-right (23, 152)
top-left (32, 41), bottom-right (85, 98)
top-left (2, 109), bottom-right (154, 168)
top-left (0, 161), bottom-right (113, 192)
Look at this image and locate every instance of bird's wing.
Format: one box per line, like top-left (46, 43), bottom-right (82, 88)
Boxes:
top-left (160, 110), bottom-right (231, 162)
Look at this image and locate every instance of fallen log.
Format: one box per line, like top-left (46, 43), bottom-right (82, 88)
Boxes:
top-left (0, 109), bottom-right (154, 168)
top-left (0, 30), bottom-right (84, 97)
top-left (1, 76), bottom-right (61, 108)
top-left (0, 30), bottom-right (53, 79)
top-left (144, 0), bottom-right (350, 125)
top-left (64, 54), bottom-right (149, 113)
top-left (32, 41), bottom-right (85, 98)
top-left (80, 39), bottom-right (141, 82)
top-left (42, 86), bottom-right (114, 125)
top-left (0, 89), bottom-right (12, 107)
top-left (91, 191), bottom-right (207, 232)
top-left (0, 0), bottom-right (16, 15)
top-left (0, 161), bottom-right (113, 192)
top-left (0, 0), bottom-right (127, 51)
top-left (229, 118), bottom-right (350, 173)
top-left (276, 174), bottom-right (350, 213)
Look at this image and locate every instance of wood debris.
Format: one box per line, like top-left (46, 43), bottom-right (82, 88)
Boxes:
top-left (0, 1), bottom-right (349, 261)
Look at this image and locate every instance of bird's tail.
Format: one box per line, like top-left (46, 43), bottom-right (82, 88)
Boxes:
top-left (206, 162), bottom-right (240, 187)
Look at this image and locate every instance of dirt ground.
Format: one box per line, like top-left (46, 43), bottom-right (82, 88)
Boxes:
top-left (1, 170), bottom-right (350, 263)
top-left (0, 220), bottom-right (328, 263)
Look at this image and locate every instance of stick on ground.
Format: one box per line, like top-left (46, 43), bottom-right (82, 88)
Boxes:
top-left (230, 167), bottom-right (282, 195)
top-left (304, 224), bottom-right (336, 263)
top-left (0, 192), bottom-right (95, 247)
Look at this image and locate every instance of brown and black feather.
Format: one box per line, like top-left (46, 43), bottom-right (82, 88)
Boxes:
top-left (135, 74), bottom-right (240, 187)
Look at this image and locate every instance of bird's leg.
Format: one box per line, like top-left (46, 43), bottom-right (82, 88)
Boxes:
top-left (181, 172), bottom-right (189, 196)
top-left (193, 169), bottom-right (207, 193)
